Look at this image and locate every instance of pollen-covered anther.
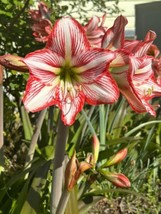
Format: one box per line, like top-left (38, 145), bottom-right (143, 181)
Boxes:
top-left (144, 86), bottom-right (154, 96)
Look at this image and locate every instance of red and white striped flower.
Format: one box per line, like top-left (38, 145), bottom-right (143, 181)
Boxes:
top-left (84, 14), bottom-right (107, 47)
top-left (22, 17), bottom-right (119, 125)
top-left (29, 1), bottom-right (52, 42)
top-left (111, 55), bottom-right (161, 116)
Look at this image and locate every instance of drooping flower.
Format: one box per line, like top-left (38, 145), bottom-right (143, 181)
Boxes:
top-left (84, 14), bottom-right (107, 47)
top-left (22, 17), bottom-right (119, 125)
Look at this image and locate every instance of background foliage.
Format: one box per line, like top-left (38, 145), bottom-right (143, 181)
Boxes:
top-left (0, 0), bottom-right (161, 213)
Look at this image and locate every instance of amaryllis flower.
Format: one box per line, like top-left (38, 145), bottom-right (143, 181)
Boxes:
top-left (111, 55), bottom-right (161, 116)
top-left (29, 1), bottom-right (51, 21)
top-left (31, 19), bottom-right (52, 42)
top-left (29, 1), bottom-right (52, 42)
top-left (84, 14), bottom-right (107, 47)
top-left (22, 17), bottom-right (119, 125)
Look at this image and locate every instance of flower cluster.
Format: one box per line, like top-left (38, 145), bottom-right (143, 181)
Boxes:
top-left (1, 2), bottom-right (161, 126)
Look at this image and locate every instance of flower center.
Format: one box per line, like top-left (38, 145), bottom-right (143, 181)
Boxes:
top-left (58, 63), bottom-right (81, 99)
top-left (59, 64), bottom-right (78, 82)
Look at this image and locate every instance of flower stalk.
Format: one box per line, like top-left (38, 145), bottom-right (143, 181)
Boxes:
top-left (51, 115), bottom-right (68, 214)
top-left (56, 189), bottom-right (70, 214)
top-left (25, 109), bottom-right (47, 168)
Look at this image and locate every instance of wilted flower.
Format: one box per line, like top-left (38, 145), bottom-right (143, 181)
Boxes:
top-left (65, 152), bottom-right (78, 191)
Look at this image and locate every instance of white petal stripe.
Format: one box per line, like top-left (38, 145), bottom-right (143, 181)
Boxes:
top-left (76, 51), bottom-right (115, 73)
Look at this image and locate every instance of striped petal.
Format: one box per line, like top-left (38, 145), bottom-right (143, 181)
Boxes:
top-left (132, 31), bottom-right (156, 57)
top-left (73, 49), bottom-right (115, 83)
top-left (130, 56), bottom-right (161, 99)
top-left (124, 31), bottom-right (156, 57)
top-left (112, 55), bottom-right (161, 115)
top-left (22, 49), bottom-right (63, 84)
top-left (58, 90), bottom-right (85, 125)
top-left (110, 51), bottom-right (129, 67)
top-left (46, 17), bottom-right (90, 60)
top-left (82, 73), bottom-right (119, 105)
top-left (102, 15), bottom-right (128, 50)
top-left (23, 76), bottom-right (59, 112)
top-left (84, 15), bottom-right (106, 47)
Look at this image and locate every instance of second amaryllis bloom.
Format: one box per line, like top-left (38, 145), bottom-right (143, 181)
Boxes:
top-left (22, 17), bottom-right (119, 125)
top-left (111, 55), bottom-right (161, 116)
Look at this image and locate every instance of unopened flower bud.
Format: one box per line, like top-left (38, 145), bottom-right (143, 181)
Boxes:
top-left (99, 170), bottom-right (131, 188)
top-left (101, 148), bottom-right (128, 168)
top-left (0, 54), bottom-right (28, 72)
top-left (92, 135), bottom-right (100, 165)
top-left (65, 152), bottom-right (78, 191)
top-left (76, 161), bottom-right (92, 178)
top-left (65, 153), bottom-right (92, 191)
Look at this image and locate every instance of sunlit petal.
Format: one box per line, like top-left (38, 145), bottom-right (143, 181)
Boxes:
top-left (110, 51), bottom-right (129, 67)
top-left (102, 15), bottom-right (128, 50)
top-left (124, 31), bottom-right (157, 57)
top-left (112, 55), bottom-right (161, 116)
top-left (58, 90), bottom-right (85, 125)
top-left (46, 17), bottom-right (90, 60)
top-left (23, 49), bottom-right (63, 83)
top-left (73, 49), bottom-right (115, 82)
top-left (23, 76), bottom-right (59, 112)
top-left (82, 73), bottom-right (119, 104)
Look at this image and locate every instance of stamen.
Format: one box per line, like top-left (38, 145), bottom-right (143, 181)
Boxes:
top-left (143, 86), bottom-right (154, 96)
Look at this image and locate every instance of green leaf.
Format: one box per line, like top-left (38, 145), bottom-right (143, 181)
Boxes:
top-left (21, 106), bottom-right (33, 141)
top-left (20, 161), bottom-right (51, 214)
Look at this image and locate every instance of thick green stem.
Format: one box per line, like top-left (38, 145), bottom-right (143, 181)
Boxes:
top-left (56, 189), bottom-right (70, 214)
top-left (25, 109), bottom-right (47, 168)
top-left (51, 116), bottom-right (68, 214)
top-left (99, 105), bottom-right (106, 146)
